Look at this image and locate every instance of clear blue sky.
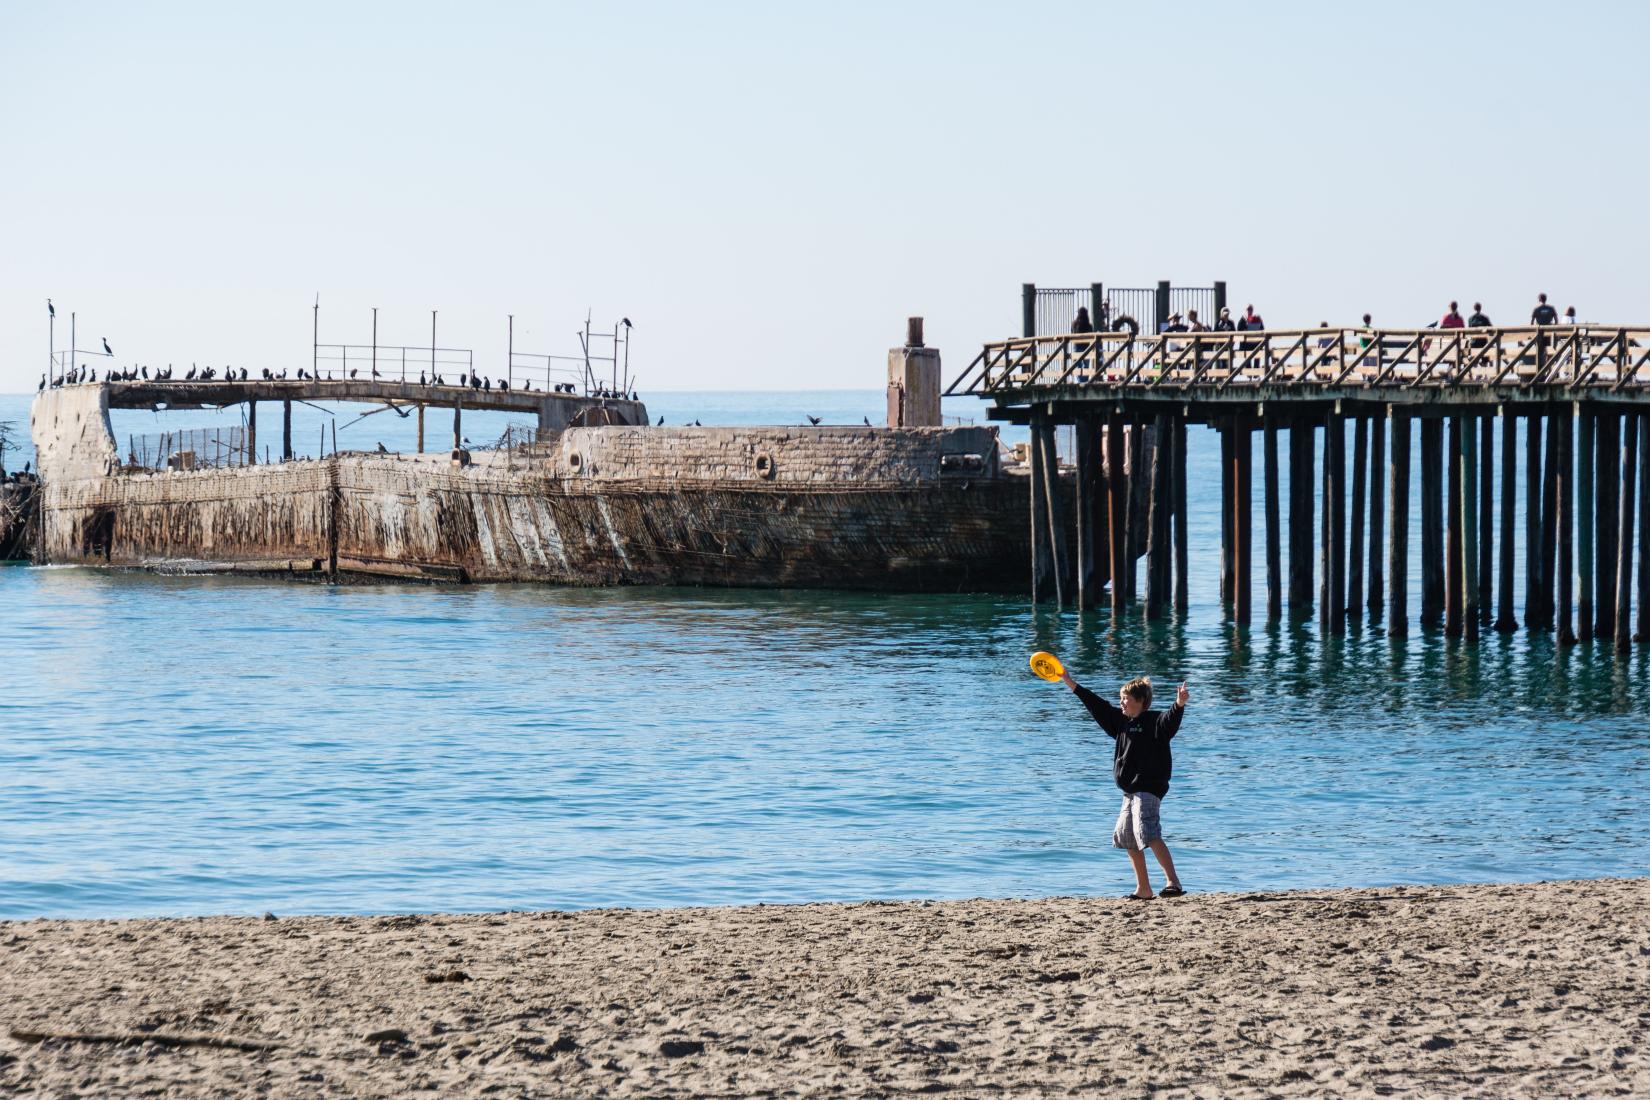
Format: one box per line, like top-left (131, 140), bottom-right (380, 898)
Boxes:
top-left (3, 1), bottom-right (1646, 393)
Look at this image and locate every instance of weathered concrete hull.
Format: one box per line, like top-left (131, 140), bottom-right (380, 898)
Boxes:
top-left (40, 459), bottom-right (1030, 591)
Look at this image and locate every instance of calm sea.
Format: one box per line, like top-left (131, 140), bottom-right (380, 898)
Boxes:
top-left (1, 390), bottom-right (1646, 920)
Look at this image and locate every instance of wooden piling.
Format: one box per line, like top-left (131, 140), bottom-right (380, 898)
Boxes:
top-left (1235, 411), bottom-right (1253, 625)
top-left (1540, 408), bottom-right (1560, 629)
top-left (282, 400), bottom-right (293, 461)
top-left (1597, 411), bottom-right (1619, 640)
top-left (247, 402), bottom-right (257, 465)
top-left (1368, 410), bottom-right (1386, 617)
top-left (417, 404), bottom-right (426, 454)
top-left (1478, 414), bottom-right (1494, 624)
top-left (1039, 420), bottom-right (1072, 608)
top-left (1615, 412), bottom-right (1638, 654)
top-left (1146, 415), bottom-right (1168, 620)
top-left (1524, 412), bottom-right (1546, 630)
top-left (1348, 416), bottom-right (1368, 624)
top-left (1445, 415), bottom-right (1464, 638)
top-left (1578, 407), bottom-right (1594, 639)
top-left (1075, 415), bottom-right (1098, 610)
top-left (453, 396), bottom-right (463, 453)
top-left (1288, 419), bottom-right (1315, 614)
top-left (1420, 417), bottom-right (1444, 628)
top-left (1264, 415), bottom-right (1282, 623)
top-left (1029, 412), bottom-right (1049, 603)
top-left (1325, 410), bottom-right (1346, 634)
top-left (1557, 407), bottom-right (1576, 645)
top-left (1220, 421), bottom-right (1234, 613)
top-left (1639, 411), bottom-right (1650, 643)
top-left (1494, 406), bottom-right (1518, 632)
top-left (1107, 411), bottom-right (1126, 617)
top-left (1173, 415), bottom-right (1189, 616)
top-left (1389, 411), bottom-right (1410, 635)
top-left (1462, 413), bottom-right (1480, 642)
top-left (1125, 422), bottom-right (1145, 606)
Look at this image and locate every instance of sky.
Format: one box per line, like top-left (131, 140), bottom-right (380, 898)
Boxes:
top-left (3, 1), bottom-right (1648, 394)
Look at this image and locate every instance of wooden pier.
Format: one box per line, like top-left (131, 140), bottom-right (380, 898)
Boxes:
top-left (950, 325), bottom-right (1650, 646)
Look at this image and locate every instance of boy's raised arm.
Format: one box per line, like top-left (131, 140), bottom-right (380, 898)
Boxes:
top-left (1060, 670), bottom-right (1124, 735)
top-left (1160, 682), bottom-right (1190, 739)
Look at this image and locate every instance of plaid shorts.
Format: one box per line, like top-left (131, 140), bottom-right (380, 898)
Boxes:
top-left (1112, 792), bottom-right (1163, 851)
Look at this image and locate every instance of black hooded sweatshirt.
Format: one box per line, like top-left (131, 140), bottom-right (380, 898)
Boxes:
top-left (1071, 684), bottom-right (1184, 798)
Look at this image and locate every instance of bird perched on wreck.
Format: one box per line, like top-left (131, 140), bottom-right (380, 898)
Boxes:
top-left (419, 372), bottom-right (427, 386)
top-left (656, 415), bottom-right (664, 425)
top-left (863, 416), bottom-right (871, 426)
top-left (102, 338), bottom-right (113, 356)
top-left (376, 442), bottom-right (388, 453)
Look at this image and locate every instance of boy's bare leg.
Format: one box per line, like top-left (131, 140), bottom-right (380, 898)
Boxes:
top-left (1125, 849), bottom-right (1153, 898)
top-left (1147, 838), bottom-right (1181, 891)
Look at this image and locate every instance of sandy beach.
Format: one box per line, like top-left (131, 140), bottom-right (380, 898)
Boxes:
top-left (2, 878), bottom-right (1646, 1097)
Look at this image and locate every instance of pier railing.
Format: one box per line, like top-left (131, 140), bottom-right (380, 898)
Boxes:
top-left (125, 427), bottom-right (251, 472)
top-left (947, 326), bottom-right (1650, 398)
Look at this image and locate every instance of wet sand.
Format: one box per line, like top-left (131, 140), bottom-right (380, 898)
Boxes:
top-left (3, 878), bottom-right (1646, 1097)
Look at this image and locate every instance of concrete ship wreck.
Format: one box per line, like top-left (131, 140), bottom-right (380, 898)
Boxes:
top-left (25, 328), bottom-right (1127, 592)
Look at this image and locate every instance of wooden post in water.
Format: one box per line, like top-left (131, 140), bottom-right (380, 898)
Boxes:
top-left (1615, 412), bottom-right (1638, 654)
top-left (1639, 410), bottom-right (1650, 643)
top-left (1540, 408), bottom-right (1560, 629)
top-left (1075, 415), bottom-right (1097, 611)
top-left (1578, 406), bottom-right (1594, 639)
top-left (1235, 411), bottom-right (1253, 625)
top-left (1597, 411), bottom-right (1619, 640)
top-left (1557, 408), bottom-right (1576, 645)
top-left (1289, 419), bottom-right (1315, 615)
top-left (1322, 410), bottom-right (1346, 635)
top-left (1478, 414), bottom-right (1494, 625)
top-left (1148, 413), bottom-right (1172, 618)
top-left (1173, 414), bottom-right (1189, 616)
top-left (1524, 412), bottom-right (1546, 630)
top-left (1107, 411), bottom-right (1126, 618)
top-left (1039, 420), bottom-right (1071, 608)
top-left (1420, 417), bottom-right (1444, 628)
top-left (417, 405), bottom-right (426, 454)
top-left (1462, 413), bottom-right (1480, 642)
top-left (282, 400), bottom-right (293, 461)
top-left (1389, 411), bottom-right (1410, 635)
top-left (453, 395), bottom-right (463, 453)
top-left (247, 402), bottom-right (257, 465)
top-left (1220, 420), bottom-right (1234, 614)
top-left (1264, 415), bottom-right (1282, 623)
top-left (1348, 415), bottom-right (1368, 625)
top-left (1125, 422), bottom-right (1145, 606)
top-left (1029, 410), bottom-right (1049, 603)
top-left (1368, 410), bottom-right (1386, 617)
top-left (1495, 406), bottom-right (1519, 632)
top-left (1446, 415), bottom-right (1465, 638)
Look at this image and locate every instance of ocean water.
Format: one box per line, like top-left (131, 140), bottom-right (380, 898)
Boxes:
top-left (1, 389), bottom-right (1647, 920)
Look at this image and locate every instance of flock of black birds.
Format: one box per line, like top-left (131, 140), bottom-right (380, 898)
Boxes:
top-left (43, 364), bottom-right (639, 403)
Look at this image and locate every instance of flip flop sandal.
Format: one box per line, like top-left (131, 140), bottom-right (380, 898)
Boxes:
top-left (1120, 893), bottom-right (1154, 901)
top-left (1158, 886), bottom-right (1186, 898)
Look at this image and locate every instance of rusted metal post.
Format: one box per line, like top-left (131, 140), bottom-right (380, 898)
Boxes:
top-left (1597, 411), bottom-right (1619, 640)
top-left (1495, 406), bottom-right (1518, 632)
top-left (1446, 415), bottom-right (1464, 638)
top-left (1264, 414), bottom-right (1282, 623)
top-left (1173, 414), bottom-right (1188, 615)
top-left (1349, 415), bottom-right (1368, 624)
top-left (1616, 412), bottom-right (1638, 654)
top-left (1420, 417), bottom-right (1444, 628)
top-left (1557, 407), bottom-right (1576, 645)
top-left (1289, 419), bottom-right (1314, 615)
top-left (1389, 410), bottom-right (1411, 635)
top-left (1578, 406), bottom-right (1594, 639)
top-left (1368, 410), bottom-right (1386, 617)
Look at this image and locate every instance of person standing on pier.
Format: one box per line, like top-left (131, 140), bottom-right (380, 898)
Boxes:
top-left (1531, 293), bottom-right (1559, 326)
top-left (1071, 307), bottom-right (1094, 334)
top-left (1058, 669), bottom-right (1191, 901)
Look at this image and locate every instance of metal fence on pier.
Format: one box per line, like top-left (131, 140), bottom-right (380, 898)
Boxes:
top-left (126, 427), bottom-right (251, 471)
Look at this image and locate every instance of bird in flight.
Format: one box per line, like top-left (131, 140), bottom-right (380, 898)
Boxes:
top-left (102, 338), bottom-right (113, 356)
top-left (807, 415), bottom-right (821, 425)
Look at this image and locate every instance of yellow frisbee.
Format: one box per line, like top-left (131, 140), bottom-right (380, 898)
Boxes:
top-left (1029, 651), bottom-right (1066, 682)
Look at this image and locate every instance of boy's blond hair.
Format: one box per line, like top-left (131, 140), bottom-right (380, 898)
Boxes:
top-left (1121, 676), bottom-right (1153, 707)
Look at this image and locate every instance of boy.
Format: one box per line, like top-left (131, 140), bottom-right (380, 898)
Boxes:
top-left (1059, 669), bottom-right (1190, 900)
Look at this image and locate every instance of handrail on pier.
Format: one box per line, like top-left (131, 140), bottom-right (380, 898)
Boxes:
top-left (946, 325), bottom-right (1650, 399)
